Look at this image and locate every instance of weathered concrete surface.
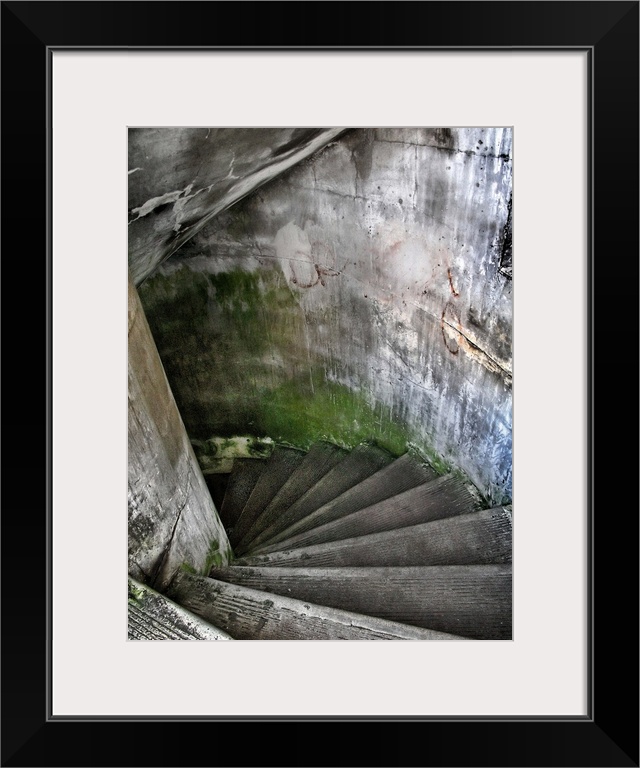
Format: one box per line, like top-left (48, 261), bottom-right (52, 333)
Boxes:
top-left (128, 272), bottom-right (231, 590)
top-left (251, 451), bottom-right (438, 553)
top-left (228, 446), bottom-right (306, 548)
top-left (128, 578), bottom-right (232, 640)
top-left (128, 128), bottom-right (347, 285)
top-left (243, 441), bottom-right (395, 554)
top-left (167, 571), bottom-right (469, 641)
top-left (236, 506), bottom-right (513, 568)
top-left (249, 473), bottom-right (483, 556)
top-left (218, 458), bottom-right (267, 534)
top-left (208, 564), bottom-right (513, 640)
top-left (139, 128), bottom-right (512, 504)
top-left (233, 440), bottom-right (349, 555)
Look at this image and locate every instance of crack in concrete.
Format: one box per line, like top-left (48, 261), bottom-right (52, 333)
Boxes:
top-left (440, 315), bottom-right (512, 378)
top-left (376, 138), bottom-right (511, 161)
top-left (292, 185), bottom-right (368, 202)
top-left (384, 339), bottom-right (413, 370)
top-left (234, 242), bottom-right (512, 382)
top-left (131, 559), bottom-right (151, 581)
top-left (149, 475), bottom-right (192, 589)
top-left (403, 376), bottom-right (432, 393)
top-left (253, 253), bottom-right (345, 271)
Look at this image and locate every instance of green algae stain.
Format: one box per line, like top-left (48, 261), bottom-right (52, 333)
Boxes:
top-left (179, 538), bottom-right (230, 578)
top-left (251, 376), bottom-right (412, 458)
top-left (203, 537), bottom-right (229, 574)
top-left (128, 581), bottom-right (146, 604)
top-left (406, 441), bottom-right (452, 477)
top-left (225, 209), bottom-right (252, 242)
top-left (139, 266), bottom-right (210, 334)
top-left (138, 263), bottom-right (450, 475)
top-left (139, 264), bottom-right (304, 397)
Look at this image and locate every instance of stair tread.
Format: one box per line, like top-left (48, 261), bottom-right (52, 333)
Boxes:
top-left (209, 565), bottom-right (512, 640)
top-left (218, 458), bottom-right (266, 534)
top-left (128, 577), bottom-right (232, 640)
top-left (229, 446), bottom-right (306, 548)
top-left (248, 473), bottom-right (482, 556)
top-left (244, 442), bottom-right (395, 553)
top-left (249, 452), bottom-right (438, 553)
top-left (167, 570), bottom-right (469, 641)
top-left (236, 506), bottom-right (512, 568)
top-left (234, 441), bottom-right (347, 555)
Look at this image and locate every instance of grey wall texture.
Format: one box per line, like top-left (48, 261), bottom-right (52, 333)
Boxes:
top-left (137, 128), bottom-right (513, 505)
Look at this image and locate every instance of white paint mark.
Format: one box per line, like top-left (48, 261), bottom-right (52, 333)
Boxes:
top-left (226, 153), bottom-right (238, 180)
top-left (128, 167), bottom-right (143, 175)
top-left (129, 188), bottom-right (186, 223)
top-left (173, 183), bottom-right (202, 232)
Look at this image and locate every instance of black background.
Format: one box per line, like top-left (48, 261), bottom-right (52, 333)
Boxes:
top-left (2, 2), bottom-right (638, 766)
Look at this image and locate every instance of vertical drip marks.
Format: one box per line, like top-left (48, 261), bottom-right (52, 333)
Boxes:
top-left (414, 144), bottom-right (419, 210)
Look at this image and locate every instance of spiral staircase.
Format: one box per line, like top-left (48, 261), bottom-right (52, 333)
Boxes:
top-left (128, 440), bottom-right (512, 641)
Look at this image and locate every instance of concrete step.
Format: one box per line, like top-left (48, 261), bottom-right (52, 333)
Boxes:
top-left (247, 452), bottom-right (437, 553)
top-left (234, 441), bottom-right (347, 555)
top-left (243, 442), bottom-right (395, 554)
top-left (248, 474), bottom-right (481, 556)
top-left (166, 570), bottom-right (469, 641)
top-left (128, 578), bottom-right (232, 640)
top-left (217, 458), bottom-right (266, 536)
top-left (228, 446), bottom-right (306, 548)
top-left (209, 565), bottom-right (512, 640)
top-left (237, 507), bottom-right (512, 568)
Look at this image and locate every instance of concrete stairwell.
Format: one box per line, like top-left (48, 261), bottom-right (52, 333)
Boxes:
top-left (134, 440), bottom-right (513, 641)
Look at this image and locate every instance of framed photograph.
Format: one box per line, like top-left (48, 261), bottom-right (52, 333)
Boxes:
top-left (2, 2), bottom-right (637, 766)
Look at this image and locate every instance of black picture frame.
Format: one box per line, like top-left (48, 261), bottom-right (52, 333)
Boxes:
top-left (2, 2), bottom-right (638, 766)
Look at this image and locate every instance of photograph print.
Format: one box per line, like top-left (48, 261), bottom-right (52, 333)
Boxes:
top-left (127, 127), bottom-right (513, 641)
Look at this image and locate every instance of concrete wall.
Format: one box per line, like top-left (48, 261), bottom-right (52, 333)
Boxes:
top-left (128, 128), bottom-right (346, 285)
top-left (128, 272), bottom-right (231, 590)
top-left (138, 128), bottom-right (513, 505)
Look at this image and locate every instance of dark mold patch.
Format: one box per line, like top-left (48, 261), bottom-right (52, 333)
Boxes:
top-left (498, 195), bottom-right (513, 279)
top-left (352, 128), bottom-right (375, 183)
top-left (434, 127), bottom-right (455, 150)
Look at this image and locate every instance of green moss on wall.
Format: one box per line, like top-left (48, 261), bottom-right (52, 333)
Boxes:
top-left (251, 375), bottom-right (410, 457)
top-left (179, 538), bottom-right (232, 576)
top-left (139, 263), bottom-right (450, 477)
top-left (140, 265), bottom-right (210, 332)
top-left (204, 541), bottom-right (226, 573)
top-left (127, 581), bottom-right (146, 604)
